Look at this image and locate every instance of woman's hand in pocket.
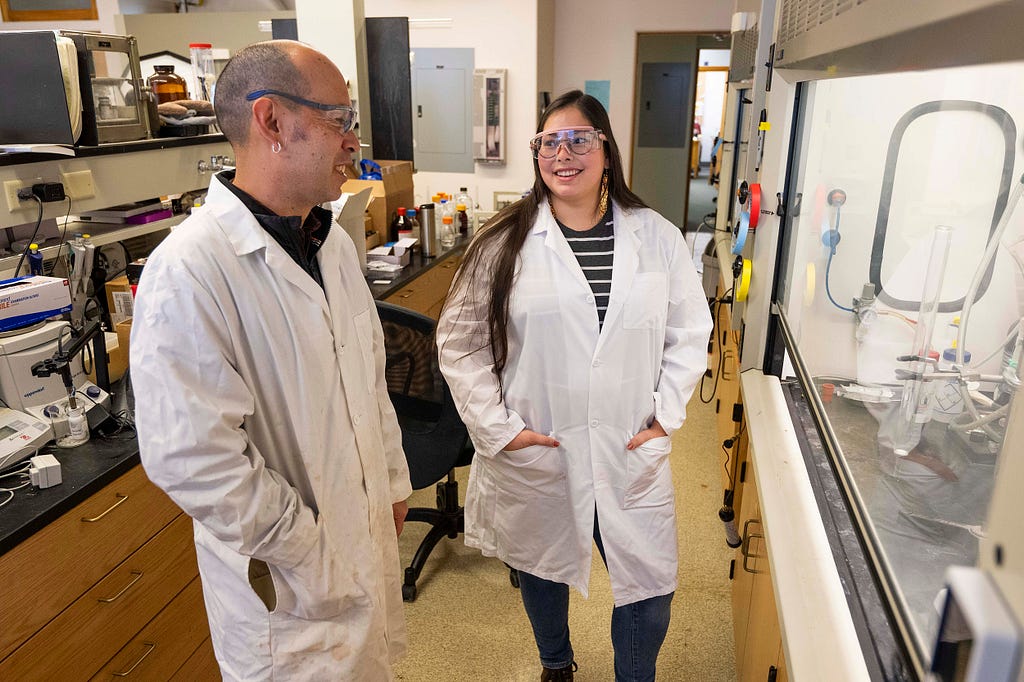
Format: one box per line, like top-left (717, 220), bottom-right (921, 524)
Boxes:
top-left (503, 429), bottom-right (559, 452)
top-left (626, 420), bottom-right (667, 450)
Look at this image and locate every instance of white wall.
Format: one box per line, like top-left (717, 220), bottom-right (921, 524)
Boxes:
top-left (552, 0), bottom-right (732, 176)
top-left (364, 0), bottom-right (540, 212)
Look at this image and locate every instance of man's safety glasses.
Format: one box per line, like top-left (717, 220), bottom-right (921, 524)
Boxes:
top-left (529, 129), bottom-right (605, 159)
top-left (246, 89), bottom-right (358, 133)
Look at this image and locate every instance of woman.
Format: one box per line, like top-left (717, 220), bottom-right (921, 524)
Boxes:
top-left (437, 91), bottom-right (713, 682)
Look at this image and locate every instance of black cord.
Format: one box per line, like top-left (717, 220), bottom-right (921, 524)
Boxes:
top-left (13, 195), bottom-right (44, 278)
top-left (699, 288), bottom-right (733, 404)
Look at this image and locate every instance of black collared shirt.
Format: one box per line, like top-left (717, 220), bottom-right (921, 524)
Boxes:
top-left (216, 170), bottom-right (331, 290)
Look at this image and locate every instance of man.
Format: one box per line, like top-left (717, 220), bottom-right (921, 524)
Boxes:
top-left (130, 40), bottom-right (412, 680)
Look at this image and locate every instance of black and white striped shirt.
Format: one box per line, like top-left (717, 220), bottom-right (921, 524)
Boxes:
top-left (558, 207), bottom-right (614, 327)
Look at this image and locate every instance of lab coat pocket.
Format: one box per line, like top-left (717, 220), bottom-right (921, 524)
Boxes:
top-left (493, 444), bottom-right (567, 497)
top-left (623, 272), bottom-right (669, 329)
top-left (264, 519), bottom-right (365, 621)
top-left (623, 436), bottom-right (673, 508)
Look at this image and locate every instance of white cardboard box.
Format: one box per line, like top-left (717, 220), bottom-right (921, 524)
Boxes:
top-left (0, 276), bottom-right (72, 331)
top-left (366, 237), bottom-right (417, 266)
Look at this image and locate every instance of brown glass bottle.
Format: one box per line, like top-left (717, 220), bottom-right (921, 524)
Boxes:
top-left (148, 65), bottom-right (188, 104)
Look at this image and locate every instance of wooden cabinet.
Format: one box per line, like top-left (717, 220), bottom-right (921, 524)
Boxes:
top-left (384, 253), bottom-right (462, 319)
top-left (732, 456), bottom-right (788, 682)
top-left (0, 465), bottom-right (217, 679)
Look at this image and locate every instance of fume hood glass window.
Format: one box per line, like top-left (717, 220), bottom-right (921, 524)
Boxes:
top-left (778, 61), bottom-right (1024, 662)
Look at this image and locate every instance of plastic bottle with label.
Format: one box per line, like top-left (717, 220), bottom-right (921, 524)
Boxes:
top-left (440, 215), bottom-right (457, 249)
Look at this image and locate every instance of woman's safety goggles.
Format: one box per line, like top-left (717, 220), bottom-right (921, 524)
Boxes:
top-left (529, 129), bottom-right (605, 159)
top-left (246, 89), bottom-right (358, 133)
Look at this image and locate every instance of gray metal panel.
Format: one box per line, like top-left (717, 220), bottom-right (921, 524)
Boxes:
top-left (775, 0), bottom-right (1023, 74)
top-left (637, 62), bottom-right (689, 149)
top-left (411, 48), bottom-right (474, 173)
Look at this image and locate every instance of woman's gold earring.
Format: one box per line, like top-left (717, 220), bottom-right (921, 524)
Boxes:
top-left (598, 169), bottom-right (609, 215)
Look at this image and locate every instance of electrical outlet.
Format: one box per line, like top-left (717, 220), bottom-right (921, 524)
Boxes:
top-left (61, 170), bottom-right (95, 200)
top-left (3, 179), bottom-right (32, 212)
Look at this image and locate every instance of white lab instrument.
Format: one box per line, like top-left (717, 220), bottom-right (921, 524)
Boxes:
top-left (0, 320), bottom-right (109, 442)
top-left (0, 407), bottom-right (52, 473)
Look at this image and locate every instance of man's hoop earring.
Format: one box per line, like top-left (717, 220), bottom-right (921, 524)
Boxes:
top-left (271, 141), bottom-right (282, 154)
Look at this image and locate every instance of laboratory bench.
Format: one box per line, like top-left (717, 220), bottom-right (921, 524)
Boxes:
top-left (369, 241), bottom-right (466, 320)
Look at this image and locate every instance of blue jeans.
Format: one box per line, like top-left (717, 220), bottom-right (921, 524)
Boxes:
top-left (517, 512), bottom-right (674, 682)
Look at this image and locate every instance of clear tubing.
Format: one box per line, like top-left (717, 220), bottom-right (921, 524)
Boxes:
top-left (893, 224), bottom-right (953, 455)
top-left (956, 177), bottom-right (1024, 439)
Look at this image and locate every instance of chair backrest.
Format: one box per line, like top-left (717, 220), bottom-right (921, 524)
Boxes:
top-left (375, 301), bottom-right (472, 490)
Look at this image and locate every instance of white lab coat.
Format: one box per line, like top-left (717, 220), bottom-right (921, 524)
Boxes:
top-left (438, 200), bottom-right (712, 606)
top-left (130, 176), bottom-right (412, 680)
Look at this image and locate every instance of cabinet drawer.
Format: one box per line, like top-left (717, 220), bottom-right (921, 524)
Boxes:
top-left (0, 513), bottom-right (197, 680)
top-left (92, 577), bottom-right (209, 681)
top-left (384, 254), bottom-right (462, 319)
top-left (0, 465), bottom-right (182, 660)
top-left (169, 638), bottom-right (219, 681)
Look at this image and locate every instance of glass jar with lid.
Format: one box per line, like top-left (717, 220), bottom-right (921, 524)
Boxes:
top-left (147, 65), bottom-right (188, 104)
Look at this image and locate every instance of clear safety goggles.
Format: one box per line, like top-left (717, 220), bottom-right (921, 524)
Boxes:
top-left (529, 128), bottom-right (605, 159)
top-left (246, 89), bottom-right (358, 133)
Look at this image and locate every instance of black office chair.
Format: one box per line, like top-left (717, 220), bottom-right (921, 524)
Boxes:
top-left (376, 301), bottom-right (475, 602)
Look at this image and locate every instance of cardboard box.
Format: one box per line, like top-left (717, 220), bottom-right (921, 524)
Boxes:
top-left (341, 160), bottom-right (415, 237)
top-left (367, 237), bottom-right (417, 266)
top-left (105, 275), bottom-right (134, 328)
top-left (364, 216), bottom-right (380, 250)
top-left (0, 275), bottom-right (72, 332)
top-left (88, 329), bottom-right (128, 384)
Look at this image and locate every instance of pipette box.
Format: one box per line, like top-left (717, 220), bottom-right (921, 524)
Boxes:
top-left (0, 276), bottom-right (72, 332)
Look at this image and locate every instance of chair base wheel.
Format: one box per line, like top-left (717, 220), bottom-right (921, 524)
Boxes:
top-left (402, 583), bottom-right (417, 602)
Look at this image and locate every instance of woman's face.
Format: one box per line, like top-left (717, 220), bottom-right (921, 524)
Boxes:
top-left (536, 106), bottom-right (608, 209)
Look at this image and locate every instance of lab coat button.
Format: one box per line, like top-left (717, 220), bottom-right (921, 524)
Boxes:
top-left (353, 414), bottom-right (362, 425)
top-left (590, 419), bottom-right (599, 427)
top-left (592, 359), bottom-right (601, 367)
top-left (586, 295), bottom-right (595, 304)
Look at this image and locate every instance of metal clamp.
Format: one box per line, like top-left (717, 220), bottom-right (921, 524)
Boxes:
top-left (81, 493), bottom-right (128, 522)
top-left (740, 518), bottom-right (766, 574)
top-left (112, 642), bottom-right (156, 677)
top-left (97, 570), bottom-right (144, 603)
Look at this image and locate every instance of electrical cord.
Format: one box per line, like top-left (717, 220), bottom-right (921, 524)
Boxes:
top-left (13, 195), bottom-right (44, 278)
top-left (75, 388), bottom-right (136, 438)
top-left (699, 289), bottom-right (733, 404)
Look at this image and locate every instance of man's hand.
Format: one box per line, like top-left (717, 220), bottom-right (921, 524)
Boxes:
top-left (626, 420), bottom-right (668, 450)
top-left (393, 500), bottom-right (409, 536)
top-left (503, 429), bottom-right (559, 452)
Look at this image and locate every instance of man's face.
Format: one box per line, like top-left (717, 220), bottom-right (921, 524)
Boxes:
top-left (283, 57), bottom-right (359, 207)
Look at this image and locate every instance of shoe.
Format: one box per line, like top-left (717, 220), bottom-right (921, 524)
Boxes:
top-left (540, 661), bottom-right (578, 681)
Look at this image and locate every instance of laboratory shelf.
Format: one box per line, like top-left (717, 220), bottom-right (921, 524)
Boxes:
top-left (0, 214), bottom-right (186, 280)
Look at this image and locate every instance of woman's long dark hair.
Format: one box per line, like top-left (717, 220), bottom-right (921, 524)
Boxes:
top-left (446, 90), bottom-right (648, 383)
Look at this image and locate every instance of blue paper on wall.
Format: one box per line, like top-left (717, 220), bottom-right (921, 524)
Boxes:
top-left (585, 80), bottom-right (611, 111)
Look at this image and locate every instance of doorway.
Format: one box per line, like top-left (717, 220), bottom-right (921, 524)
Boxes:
top-left (630, 34), bottom-right (730, 236)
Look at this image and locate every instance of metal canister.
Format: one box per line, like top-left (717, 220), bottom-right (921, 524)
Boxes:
top-left (419, 203), bottom-right (437, 257)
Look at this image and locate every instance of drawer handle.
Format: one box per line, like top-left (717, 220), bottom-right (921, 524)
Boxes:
top-left (82, 493), bottom-right (129, 522)
top-left (112, 641), bottom-right (156, 677)
top-left (740, 518), bottom-right (766, 574)
top-left (398, 291), bottom-right (414, 299)
top-left (98, 570), bottom-right (144, 603)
